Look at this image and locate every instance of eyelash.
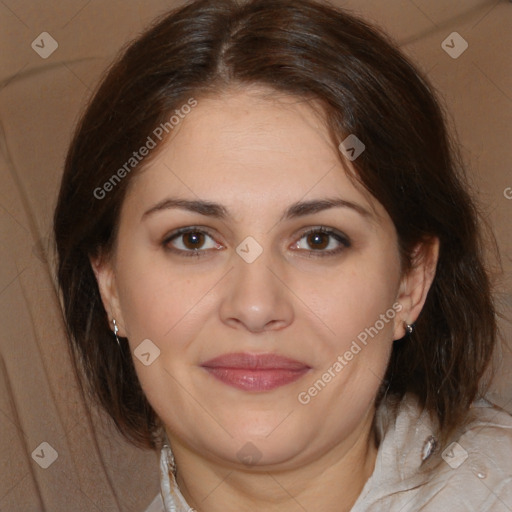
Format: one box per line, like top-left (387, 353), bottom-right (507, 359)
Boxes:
top-left (162, 226), bottom-right (351, 258)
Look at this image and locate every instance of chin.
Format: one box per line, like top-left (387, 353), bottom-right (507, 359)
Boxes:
top-left (226, 422), bottom-right (310, 466)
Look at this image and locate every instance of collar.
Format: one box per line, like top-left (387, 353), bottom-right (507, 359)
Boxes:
top-left (159, 444), bottom-right (192, 512)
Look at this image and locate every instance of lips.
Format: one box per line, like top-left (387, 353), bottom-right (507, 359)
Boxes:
top-left (200, 352), bottom-right (311, 392)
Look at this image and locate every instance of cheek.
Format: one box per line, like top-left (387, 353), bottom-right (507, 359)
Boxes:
top-left (297, 257), bottom-right (399, 422)
top-left (307, 253), bottom-right (400, 348)
top-left (115, 252), bottom-right (218, 346)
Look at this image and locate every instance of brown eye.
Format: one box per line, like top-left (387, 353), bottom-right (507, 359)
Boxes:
top-left (293, 227), bottom-right (351, 257)
top-left (306, 232), bottom-right (329, 250)
top-left (182, 231), bottom-right (206, 250)
top-left (163, 227), bottom-right (221, 257)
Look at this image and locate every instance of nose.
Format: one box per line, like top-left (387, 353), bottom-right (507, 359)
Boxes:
top-left (218, 250), bottom-right (294, 334)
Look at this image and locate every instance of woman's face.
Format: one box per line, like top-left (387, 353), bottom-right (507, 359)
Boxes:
top-left (94, 87), bottom-right (424, 469)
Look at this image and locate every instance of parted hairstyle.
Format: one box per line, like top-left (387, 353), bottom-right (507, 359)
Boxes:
top-left (54, 0), bottom-right (498, 450)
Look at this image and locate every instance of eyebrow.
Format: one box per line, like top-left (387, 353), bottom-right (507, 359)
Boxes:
top-left (141, 197), bottom-right (372, 222)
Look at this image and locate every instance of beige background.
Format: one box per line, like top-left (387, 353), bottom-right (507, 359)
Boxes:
top-left (0, 0), bottom-right (511, 510)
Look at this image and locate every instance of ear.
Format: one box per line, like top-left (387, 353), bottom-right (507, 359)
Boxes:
top-left (394, 237), bottom-right (439, 340)
top-left (90, 253), bottom-right (127, 337)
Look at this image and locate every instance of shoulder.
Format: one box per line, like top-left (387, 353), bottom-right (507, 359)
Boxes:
top-left (412, 397), bottom-right (512, 510)
top-left (433, 398), bottom-right (512, 492)
top-left (457, 397), bottom-right (512, 454)
top-left (354, 394), bottom-right (512, 511)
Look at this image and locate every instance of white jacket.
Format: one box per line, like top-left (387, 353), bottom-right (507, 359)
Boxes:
top-left (145, 394), bottom-right (512, 511)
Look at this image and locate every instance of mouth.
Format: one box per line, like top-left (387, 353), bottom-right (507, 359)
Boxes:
top-left (200, 352), bottom-right (311, 392)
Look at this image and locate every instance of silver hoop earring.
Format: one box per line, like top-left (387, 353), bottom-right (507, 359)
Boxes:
top-left (405, 322), bottom-right (415, 335)
top-left (112, 318), bottom-right (121, 347)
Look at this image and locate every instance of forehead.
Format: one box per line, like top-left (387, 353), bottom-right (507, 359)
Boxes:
top-left (123, 87), bottom-right (382, 222)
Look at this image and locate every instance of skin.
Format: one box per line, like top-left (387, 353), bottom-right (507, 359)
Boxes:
top-left (92, 86), bottom-right (439, 512)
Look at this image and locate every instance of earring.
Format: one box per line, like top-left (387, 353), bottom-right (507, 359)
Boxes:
top-left (405, 322), bottom-right (415, 335)
top-left (112, 318), bottom-right (121, 347)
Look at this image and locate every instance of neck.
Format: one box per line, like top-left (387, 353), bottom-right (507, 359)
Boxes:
top-left (169, 408), bottom-right (378, 512)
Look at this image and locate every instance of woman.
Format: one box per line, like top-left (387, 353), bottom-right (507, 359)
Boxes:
top-left (53, 0), bottom-right (512, 510)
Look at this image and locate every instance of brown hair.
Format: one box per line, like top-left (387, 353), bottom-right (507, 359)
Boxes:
top-left (54, 0), bottom-right (497, 450)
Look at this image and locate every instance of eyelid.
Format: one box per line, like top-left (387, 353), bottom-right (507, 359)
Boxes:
top-left (297, 226), bottom-right (350, 243)
top-left (162, 225), bottom-right (218, 244)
